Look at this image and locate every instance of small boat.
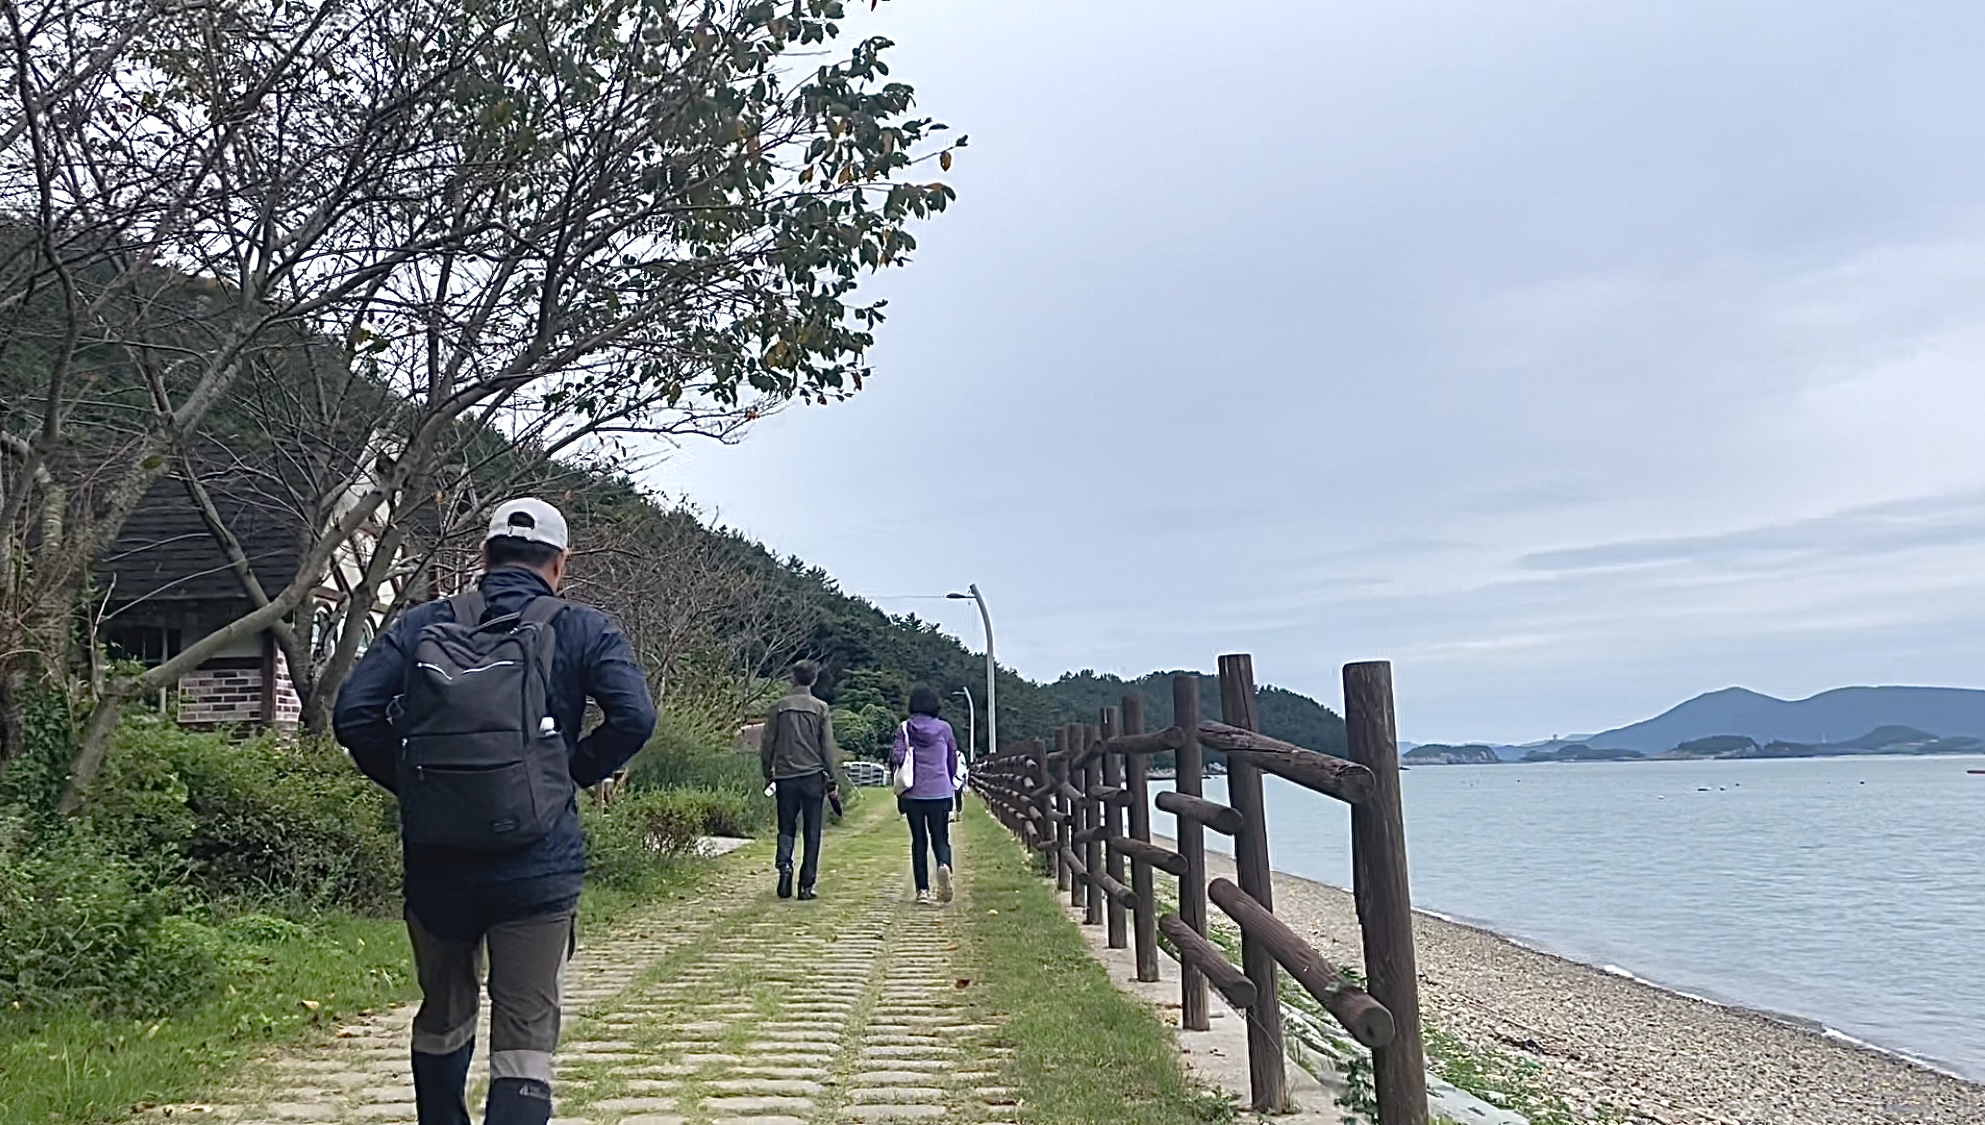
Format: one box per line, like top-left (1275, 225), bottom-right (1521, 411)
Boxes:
top-left (1969, 769), bottom-right (1985, 775)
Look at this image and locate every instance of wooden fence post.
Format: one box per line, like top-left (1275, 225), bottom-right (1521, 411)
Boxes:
top-left (1084, 723), bottom-right (1106, 927)
top-left (1218, 653), bottom-right (1288, 1113)
top-left (1345, 661), bottom-right (1428, 1125)
top-left (1067, 725), bottom-right (1088, 911)
top-left (1121, 695), bottom-right (1161, 981)
top-left (1173, 674), bottom-right (1211, 1032)
top-left (1054, 726), bottom-right (1073, 894)
top-left (1101, 706), bottom-right (1129, 949)
top-left (1040, 738), bottom-right (1056, 880)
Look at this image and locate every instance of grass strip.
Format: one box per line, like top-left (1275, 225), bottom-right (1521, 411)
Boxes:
top-left (956, 807), bottom-right (1235, 1124)
top-left (0, 832), bottom-right (757, 1125)
top-left (0, 911), bottom-right (412, 1125)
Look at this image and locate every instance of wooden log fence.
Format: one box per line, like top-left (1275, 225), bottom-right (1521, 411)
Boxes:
top-left (970, 655), bottom-right (1429, 1124)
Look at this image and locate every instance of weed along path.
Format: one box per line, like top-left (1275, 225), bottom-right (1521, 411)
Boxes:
top-left (150, 797), bottom-right (1217, 1125)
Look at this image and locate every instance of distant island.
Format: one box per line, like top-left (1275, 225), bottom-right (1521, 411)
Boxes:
top-left (1404, 685), bottom-right (1985, 764)
top-left (1404, 724), bottom-right (1984, 765)
top-left (1401, 743), bottom-right (1501, 765)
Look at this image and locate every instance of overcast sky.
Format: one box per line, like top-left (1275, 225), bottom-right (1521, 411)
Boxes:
top-left (658, 0), bottom-right (1985, 744)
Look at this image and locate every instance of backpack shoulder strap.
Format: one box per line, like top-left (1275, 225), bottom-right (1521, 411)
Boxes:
top-left (520, 596), bottom-right (568, 627)
top-left (447, 591), bottom-right (486, 626)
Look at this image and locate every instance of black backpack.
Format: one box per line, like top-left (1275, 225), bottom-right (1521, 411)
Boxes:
top-left (395, 591), bottom-right (573, 851)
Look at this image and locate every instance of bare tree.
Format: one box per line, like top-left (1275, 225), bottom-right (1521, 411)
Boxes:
top-left (566, 499), bottom-right (823, 714)
top-left (0, 0), bottom-right (960, 804)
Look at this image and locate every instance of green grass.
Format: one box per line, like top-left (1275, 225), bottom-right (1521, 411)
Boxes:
top-left (0, 910), bottom-right (412, 1125)
top-left (956, 809), bottom-right (1236, 1125)
top-left (0, 849), bottom-right (731, 1125)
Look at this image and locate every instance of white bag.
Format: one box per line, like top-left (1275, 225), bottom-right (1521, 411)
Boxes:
top-left (891, 722), bottom-right (916, 796)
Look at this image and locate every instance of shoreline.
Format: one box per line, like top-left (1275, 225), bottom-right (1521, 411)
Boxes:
top-left (1404, 900), bottom-right (1973, 1083)
top-left (1172, 842), bottom-right (1985, 1124)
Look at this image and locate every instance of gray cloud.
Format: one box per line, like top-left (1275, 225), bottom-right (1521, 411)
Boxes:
top-left (661, 0), bottom-right (1985, 744)
top-left (1523, 493), bottom-right (1985, 572)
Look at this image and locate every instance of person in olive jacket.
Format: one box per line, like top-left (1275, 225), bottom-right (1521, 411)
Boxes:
top-left (760, 660), bottom-right (841, 899)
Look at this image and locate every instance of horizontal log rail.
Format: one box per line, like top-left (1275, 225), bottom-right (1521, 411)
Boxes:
top-left (1160, 914), bottom-right (1258, 1009)
top-left (1093, 724), bottom-right (1187, 759)
top-left (1095, 869), bottom-right (1140, 910)
top-left (1059, 846), bottom-right (1088, 879)
top-left (1208, 877), bottom-right (1395, 1048)
top-left (1155, 790), bottom-right (1245, 836)
top-left (1199, 721), bottom-right (1376, 804)
top-left (972, 658), bottom-right (1427, 1124)
top-left (1109, 835), bottom-right (1189, 877)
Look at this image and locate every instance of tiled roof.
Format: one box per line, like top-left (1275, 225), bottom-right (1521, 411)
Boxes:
top-left (99, 475), bottom-right (305, 606)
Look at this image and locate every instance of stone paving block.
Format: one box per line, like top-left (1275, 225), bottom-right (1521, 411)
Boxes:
top-left (588, 1095), bottom-right (678, 1112)
top-left (848, 1085), bottom-right (948, 1103)
top-left (703, 1078), bottom-right (827, 1095)
top-left (845, 1105), bottom-right (951, 1121)
top-left (701, 1095), bottom-right (817, 1114)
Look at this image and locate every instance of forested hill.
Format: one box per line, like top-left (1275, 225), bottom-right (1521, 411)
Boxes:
top-left (635, 503), bottom-right (1347, 764)
top-left (1032, 670), bottom-right (1348, 760)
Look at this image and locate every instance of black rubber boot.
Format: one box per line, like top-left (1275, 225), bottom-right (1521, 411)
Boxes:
top-left (777, 866), bottom-right (793, 899)
top-left (484, 1077), bottom-right (553, 1125)
top-left (411, 1043), bottom-right (474, 1125)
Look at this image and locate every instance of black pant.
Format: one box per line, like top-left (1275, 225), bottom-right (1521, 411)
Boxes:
top-left (901, 797), bottom-right (953, 890)
top-left (775, 773), bottom-right (827, 889)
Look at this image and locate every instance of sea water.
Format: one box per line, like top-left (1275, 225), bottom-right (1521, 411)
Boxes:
top-left (1152, 754), bottom-right (1985, 1080)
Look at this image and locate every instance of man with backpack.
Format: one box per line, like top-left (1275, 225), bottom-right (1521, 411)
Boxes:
top-left (334, 498), bottom-right (655, 1125)
top-left (760, 660), bottom-right (841, 900)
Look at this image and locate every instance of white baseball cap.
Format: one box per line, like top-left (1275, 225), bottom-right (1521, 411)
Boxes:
top-left (485, 498), bottom-right (569, 550)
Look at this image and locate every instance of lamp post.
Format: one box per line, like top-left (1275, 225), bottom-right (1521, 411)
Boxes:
top-left (947, 584), bottom-right (996, 764)
top-left (953, 686), bottom-right (976, 764)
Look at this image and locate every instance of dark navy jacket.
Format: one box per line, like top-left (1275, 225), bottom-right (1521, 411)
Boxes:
top-left (333, 566), bottom-right (656, 914)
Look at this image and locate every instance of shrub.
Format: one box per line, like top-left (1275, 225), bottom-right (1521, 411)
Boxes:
top-left (622, 710), bottom-right (773, 834)
top-left (0, 817), bottom-right (224, 1016)
top-left (581, 788), bottom-right (701, 892)
top-left (626, 709), bottom-right (761, 790)
top-left (85, 716), bottom-right (401, 914)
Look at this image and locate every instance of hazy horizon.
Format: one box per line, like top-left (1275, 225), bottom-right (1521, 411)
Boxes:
top-left (655, 1), bottom-right (1985, 745)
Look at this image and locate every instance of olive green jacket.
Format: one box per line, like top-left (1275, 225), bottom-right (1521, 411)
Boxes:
top-left (761, 687), bottom-right (841, 783)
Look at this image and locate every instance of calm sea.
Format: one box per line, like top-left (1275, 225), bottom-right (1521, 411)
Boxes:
top-left (1153, 755), bottom-right (1985, 1080)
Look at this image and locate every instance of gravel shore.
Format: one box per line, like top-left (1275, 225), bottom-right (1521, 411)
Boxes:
top-left (1192, 849), bottom-right (1985, 1125)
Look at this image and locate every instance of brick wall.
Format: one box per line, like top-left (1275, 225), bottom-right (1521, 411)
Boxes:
top-left (174, 636), bottom-right (307, 732)
top-left (178, 658), bottom-right (266, 727)
top-left (272, 647), bottom-right (303, 729)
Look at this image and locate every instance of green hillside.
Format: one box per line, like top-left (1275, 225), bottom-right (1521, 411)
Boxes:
top-left (626, 514), bottom-right (1351, 767)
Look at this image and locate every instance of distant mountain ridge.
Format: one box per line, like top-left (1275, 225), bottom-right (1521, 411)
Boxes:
top-left (1585, 686), bottom-right (1985, 753)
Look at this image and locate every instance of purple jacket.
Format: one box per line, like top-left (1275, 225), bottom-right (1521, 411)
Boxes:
top-left (890, 714), bottom-right (961, 801)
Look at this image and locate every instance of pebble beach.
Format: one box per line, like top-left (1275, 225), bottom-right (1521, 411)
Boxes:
top-left (1194, 850), bottom-right (1985, 1125)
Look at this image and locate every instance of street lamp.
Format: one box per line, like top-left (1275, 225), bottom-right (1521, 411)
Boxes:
top-left (952, 686), bottom-right (976, 764)
top-left (947, 584), bottom-right (996, 764)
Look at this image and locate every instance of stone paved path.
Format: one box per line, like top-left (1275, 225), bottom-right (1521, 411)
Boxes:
top-left (152, 800), bottom-right (1023, 1125)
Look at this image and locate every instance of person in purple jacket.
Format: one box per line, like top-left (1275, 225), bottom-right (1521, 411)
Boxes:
top-left (891, 686), bottom-right (963, 905)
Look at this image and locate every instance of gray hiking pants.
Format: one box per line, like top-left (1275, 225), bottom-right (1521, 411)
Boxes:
top-left (407, 906), bottom-right (574, 1085)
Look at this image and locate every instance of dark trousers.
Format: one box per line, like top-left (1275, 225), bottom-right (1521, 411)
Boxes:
top-left (406, 904), bottom-right (574, 1125)
top-left (901, 797), bottom-right (953, 890)
top-left (775, 773), bottom-right (827, 889)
